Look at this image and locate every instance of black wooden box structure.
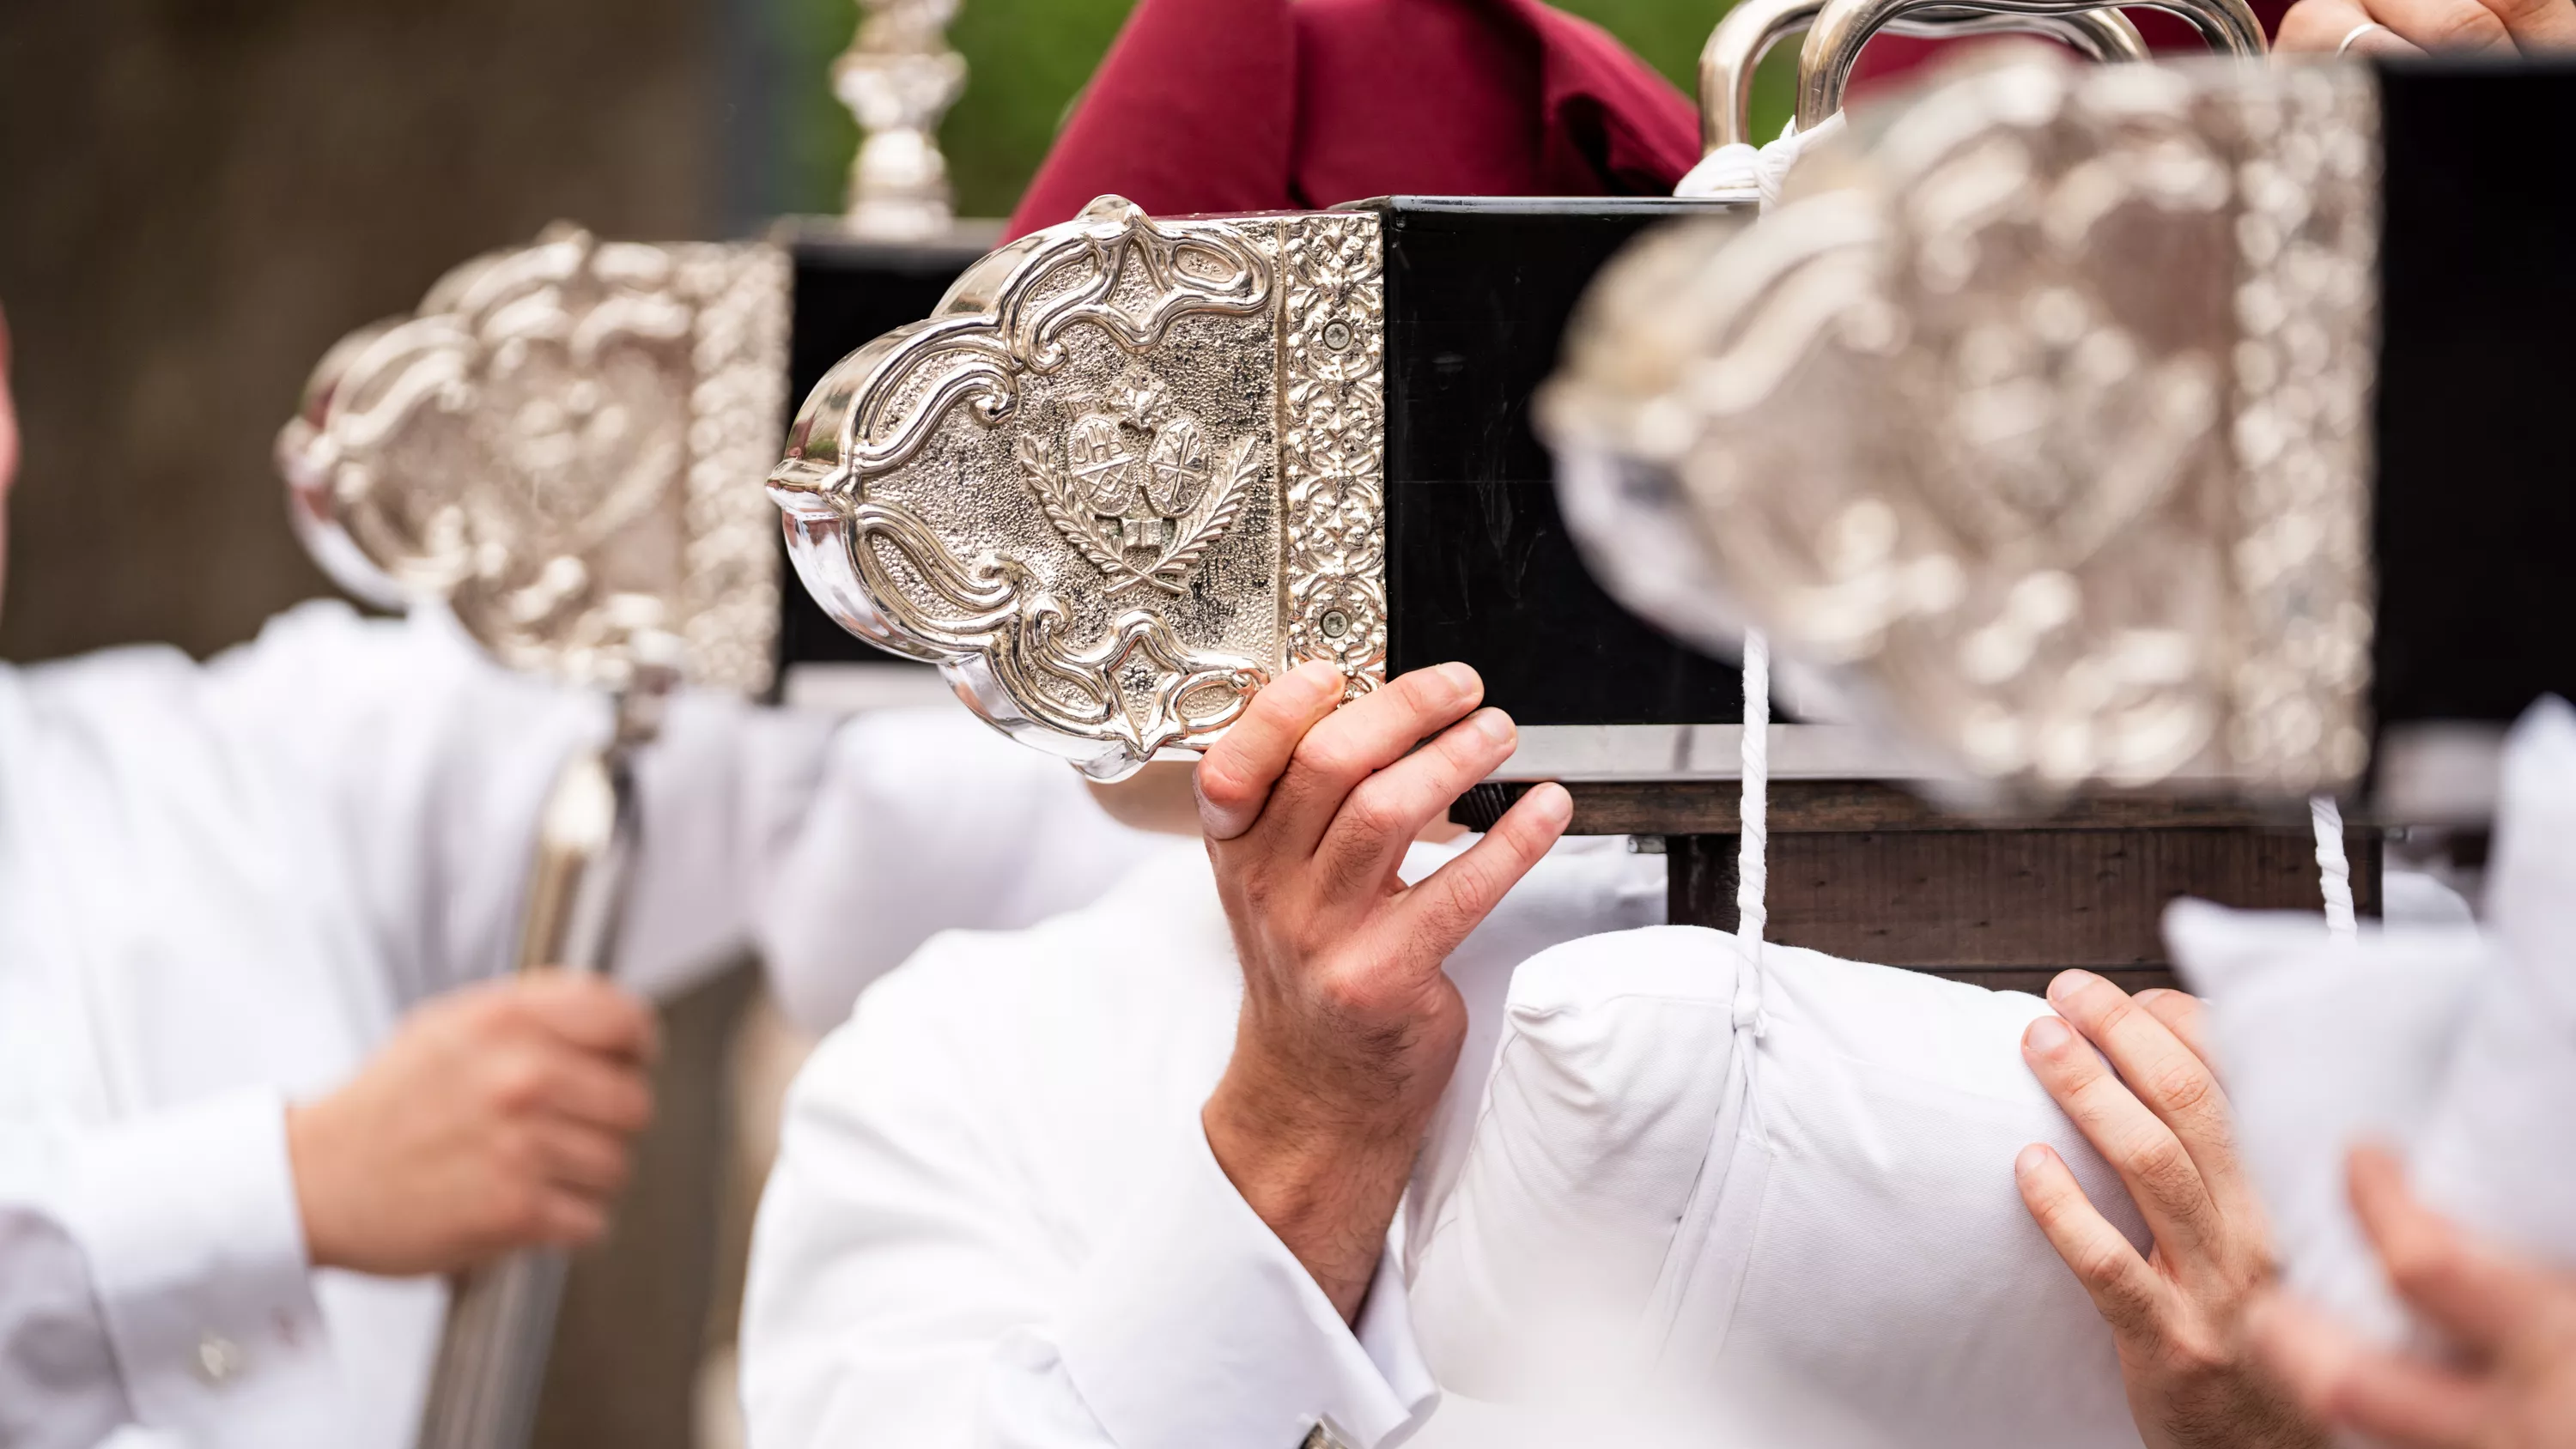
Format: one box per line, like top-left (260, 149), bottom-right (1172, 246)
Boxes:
top-left (772, 58), bottom-right (2576, 986)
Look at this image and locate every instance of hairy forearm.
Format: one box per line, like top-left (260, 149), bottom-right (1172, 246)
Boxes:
top-left (1201, 1066), bottom-right (1422, 1323)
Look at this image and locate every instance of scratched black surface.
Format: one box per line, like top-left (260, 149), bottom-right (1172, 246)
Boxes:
top-left (1375, 198), bottom-right (1749, 725)
top-left (2372, 61), bottom-right (2576, 731)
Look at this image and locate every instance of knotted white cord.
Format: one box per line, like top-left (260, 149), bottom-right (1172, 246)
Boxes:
top-left (1737, 632), bottom-right (1771, 949)
top-left (1673, 112), bottom-right (1848, 209)
top-left (1681, 120), bottom-right (1832, 961)
top-left (2312, 795), bottom-right (2358, 941)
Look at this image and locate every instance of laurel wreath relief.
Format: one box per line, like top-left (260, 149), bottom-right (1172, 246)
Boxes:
top-left (1017, 429), bottom-right (1259, 597)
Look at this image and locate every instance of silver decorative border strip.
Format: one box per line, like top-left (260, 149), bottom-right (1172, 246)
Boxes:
top-left (1278, 212), bottom-right (1388, 694)
top-left (2222, 64), bottom-right (2379, 793)
top-left (682, 242), bottom-right (792, 697)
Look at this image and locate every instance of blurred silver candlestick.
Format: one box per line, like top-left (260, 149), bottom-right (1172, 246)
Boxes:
top-left (835, 0), bottom-right (966, 238)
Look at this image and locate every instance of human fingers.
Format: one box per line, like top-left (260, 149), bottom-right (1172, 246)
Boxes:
top-left (532, 1190), bottom-right (611, 1250)
top-left (2245, 1290), bottom-right (2489, 1448)
top-left (2344, 0), bottom-right (2520, 51)
top-left (1313, 706), bottom-right (1520, 896)
top-left (2133, 988), bottom-right (2217, 1066)
top-left (2349, 1143), bottom-right (2564, 1356)
top-left (2276, 0), bottom-right (2432, 52)
top-left (535, 1119), bottom-right (635, 1198)
top-left (529, 1049), bottom-right (655, 1136)
top-left (1392, 783), bottom-right (1571, 960)
top-left (2024, 1006), bottom-right (2225, 1256)
top-left (2048, 970), bottom-right (2255, 1222)
top-left (2477, 0), bottom-right (2576, 51)
top-left (1196, 660), bottom-right (1347, 841)
top-left (2018, 1142), bottom-right (2169, 1342)
top-left (512, 972), bottom-right (661, 1064)
top-left (1264, 663), bottom-right (1485, 861)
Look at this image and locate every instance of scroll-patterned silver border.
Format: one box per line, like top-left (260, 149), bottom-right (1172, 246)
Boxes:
top-left (682, 244), bottom-right (792, 697)
top-left (769, 196), bottom-right (1388, 779)
top-left (1279, 213), bottom-right (1389, 695)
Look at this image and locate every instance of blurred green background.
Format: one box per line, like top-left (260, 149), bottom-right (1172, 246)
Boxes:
top-left (769, 0), bottom-right (1791, 219)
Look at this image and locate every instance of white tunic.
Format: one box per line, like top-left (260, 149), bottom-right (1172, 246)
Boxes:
top-left (0, 600), bottom-right (1161, 1449)
top-left (741, 836), bottom-right (1667, 1449)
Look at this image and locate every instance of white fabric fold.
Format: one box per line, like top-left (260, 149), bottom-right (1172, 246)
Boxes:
top-left (2171, 697), bottom-right (2576, 1350)
top-left (1057, 1127), bottom-right (1435, 1449)
top-left (52, 1088), bottom-right (346, 1447)
top-left (1406, 926), bottom-right (2143, 1449)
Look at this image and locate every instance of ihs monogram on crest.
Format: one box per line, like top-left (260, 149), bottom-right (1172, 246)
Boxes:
top-left (1016, 366), bottom-right (1259, 597)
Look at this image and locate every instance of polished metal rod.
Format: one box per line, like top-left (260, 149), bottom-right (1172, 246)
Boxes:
top-left (415, 714), bottom-right (647, 1449)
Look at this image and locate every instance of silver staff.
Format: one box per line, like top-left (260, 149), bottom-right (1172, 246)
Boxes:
top-left (278, 225), bottom-right (787, 1449)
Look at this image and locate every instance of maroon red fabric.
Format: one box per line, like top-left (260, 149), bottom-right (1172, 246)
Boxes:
top-left (1004, 0), bottom-right (2293, 241)
top-left (1005, 0), bottom-right (1701, 238)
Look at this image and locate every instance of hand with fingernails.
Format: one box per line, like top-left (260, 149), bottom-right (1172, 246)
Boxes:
top-left (2249, 1146), bottom-right (2576, 1449)
top-left (286, 971), bottom-right (659, 1276)
top-left (2015, 970), bottom-right (2327, 1449)
top-left (2276, 0), bottom-right (2576, 58)
top-left (1195, 660), bottom-right (1572, 1322)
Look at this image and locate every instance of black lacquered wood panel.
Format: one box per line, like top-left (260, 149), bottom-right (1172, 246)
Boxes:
top-left (1374, 198), bottom-right (1753, 726)
top-left (2372, 61), bottom-right (2576, 731)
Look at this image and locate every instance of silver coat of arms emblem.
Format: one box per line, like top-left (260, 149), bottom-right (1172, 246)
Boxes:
top-left (769, 195), bottom-right (1386, 779)
top-left (1021, 367), bottom-right (1260, 597)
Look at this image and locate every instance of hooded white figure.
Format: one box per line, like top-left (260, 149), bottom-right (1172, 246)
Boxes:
top-left (0, 325), bottom-right (1161, 1449)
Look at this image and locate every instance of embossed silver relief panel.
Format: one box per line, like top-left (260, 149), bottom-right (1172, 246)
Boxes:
top-left (1546, 58), bottom-right (2377, 797)
top-left (278, 227), bottom-right (788, 696)
top-left (769, 196), bottom-right (1387, 780)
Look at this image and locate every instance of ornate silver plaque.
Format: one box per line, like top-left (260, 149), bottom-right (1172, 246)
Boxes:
top-left (277, 227), bottom-right (788, 695)
top-left (769, 195), bottom-right (1387, 779)
top-left (1546, 58), bottom-right (2379, 797)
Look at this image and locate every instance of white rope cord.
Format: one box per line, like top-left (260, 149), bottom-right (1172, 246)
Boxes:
top-left (2312, 795), bottom-right (2358, 941)
top-left (1674, 112), bottom-right (1848, 209)
top-left (1737, 631), bottom-right (1771, 949)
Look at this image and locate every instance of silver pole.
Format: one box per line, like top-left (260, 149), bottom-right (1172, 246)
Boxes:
top-left (416, 658), bottom-right (673, 1449)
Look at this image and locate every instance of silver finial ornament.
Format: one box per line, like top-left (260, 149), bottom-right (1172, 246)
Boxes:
top-left (835, 0), bottom-right (968, 239)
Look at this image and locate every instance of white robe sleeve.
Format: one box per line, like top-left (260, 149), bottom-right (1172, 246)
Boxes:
top-left (741, 961), bottom-right (1435, 1449)
top-left (750, 707), bottom-right (1168, 1036)
top-left (0, 603), bottom-right (1155, 1447)
top-left (0, 1096), bottom-right (348, 1449)
top-left (0, 1204), bottom-right (129, 1449)
top-left (191, 601), bottom-right (1152, 1015)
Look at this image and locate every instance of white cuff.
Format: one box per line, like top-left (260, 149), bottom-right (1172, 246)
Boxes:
top-left (57, 1088), bottom-right (346, 1445)
top-left (1056, 1120), bottom-right (1438, 1449)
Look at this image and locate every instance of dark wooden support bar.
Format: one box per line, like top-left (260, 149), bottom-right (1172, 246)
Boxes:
top-left (1456, 780), bottom-right (2384, 993)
